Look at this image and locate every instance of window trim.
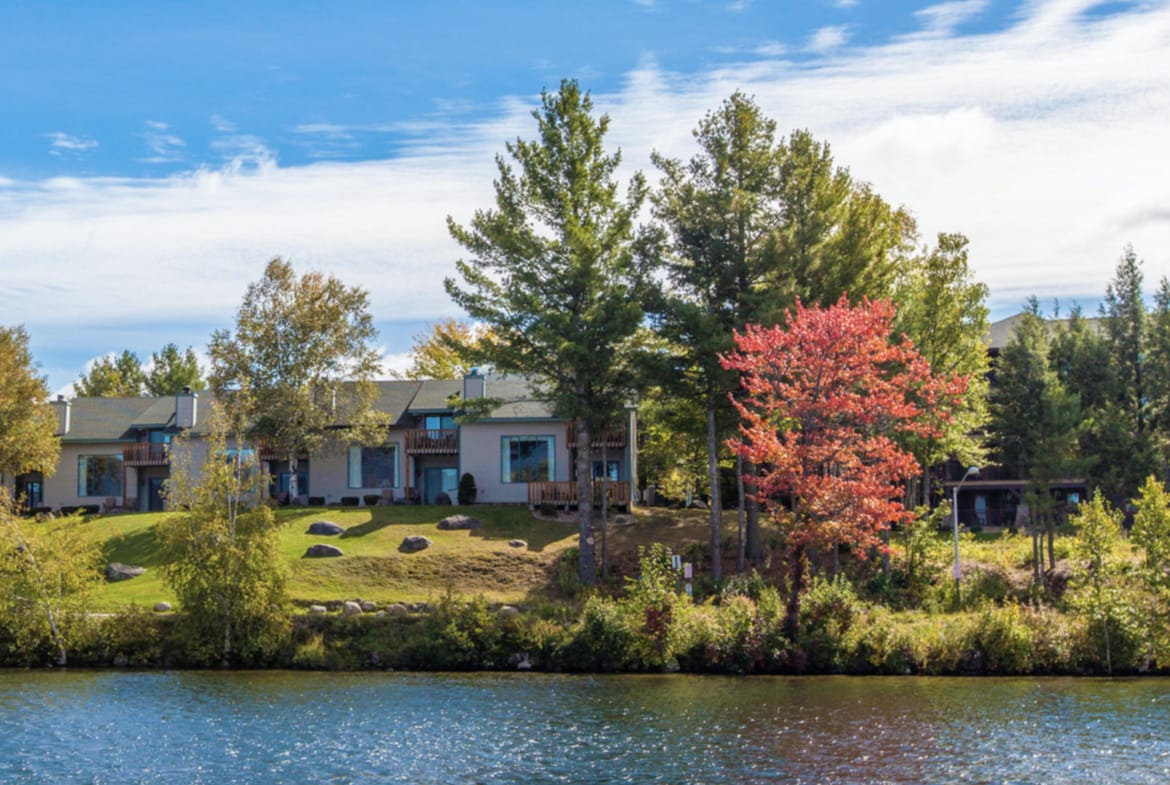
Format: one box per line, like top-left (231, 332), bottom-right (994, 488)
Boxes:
top-left (347, 444), bottom-right (399, 489)
top-left (77, 454), bottom-right (124, 497)
top-left (500, 435), bottom-right (555, 483)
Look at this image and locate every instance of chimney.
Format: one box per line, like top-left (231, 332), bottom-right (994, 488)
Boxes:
top-left (51, 395), bottom-right (71, 435)
top-left (463, 368), bottom-right (485, 401)
top-left (175, 387), bottom-right (198, 430)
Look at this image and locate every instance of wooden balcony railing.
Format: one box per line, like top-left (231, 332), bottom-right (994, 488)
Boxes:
top-left (123, 443), bottom-right (170, 467)
top-left (405, 429), bottom-right (459, 455)
top-left (528, 480), bottom-right (630, 509)
top-left (565, 423), bottom-right (627, 450)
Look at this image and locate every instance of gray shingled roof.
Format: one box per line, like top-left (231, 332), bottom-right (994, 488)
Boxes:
top-left (60, 375), bottom-right (563, 442)
top-left (59, 398), bottom-right (154, 442)
top-left (409, 380), bottom-right (463, 412)
top-left (474, 375), bottom-right (556, 420)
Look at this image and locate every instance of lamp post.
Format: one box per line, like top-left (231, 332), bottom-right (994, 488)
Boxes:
top-left (953, 465), bottom-right (979, 610)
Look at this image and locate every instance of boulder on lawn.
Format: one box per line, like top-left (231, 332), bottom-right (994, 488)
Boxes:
top-left (106, 563), bottom-right (146, 582)
top-left (437, 514), bottom-right (482, 531)
top-left (304, 543), bottom-right (344, 558)
top-left (400, 535), bottom-right (432, 553)
top-left (497, 605), bottom-right (520, 619)
top-left (153, 601), bottom-right (172, 613)
top-left (386, 603), bottom-right (409, 618)
top-left (508, 539), bottom-right (527, 549)
top-left (342, 601), bottom-right (363, 617)
top-left (308, 604), bottom-right (328, 615)
top-left (306, 520), bottom-right (345, 536)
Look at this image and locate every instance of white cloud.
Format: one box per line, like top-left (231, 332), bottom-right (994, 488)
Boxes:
top-left (755, 41), bottom-right (788, 57)
top-left (47, 132), bottom-right (98, 156)
top-left (833, 0), bottom-right (859, 7)
top-left (807, 25), bottom-right (850, 53)
top-left (5, 0), bottom-right (1170, 389)
top-left (141, 121), bottom-right (186, 164)
top-left (914, 0), bottom-right (990, 34)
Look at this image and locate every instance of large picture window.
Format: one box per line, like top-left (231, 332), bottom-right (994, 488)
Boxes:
top-left (501, 436), bottom-right (554, 483)
top-left (78, 455), bottom-right (123, 497)
top-left (348, 445), bottom-right (398, 488)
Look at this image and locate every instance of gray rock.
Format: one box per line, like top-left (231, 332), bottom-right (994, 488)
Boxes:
top-left (153, 601), bottom-right (172, 613)
top-left (437, 514), bottom-right (482, 531)
top-left (497, 605), bottom-right (520, 619)
top-left (360, 601), bottom-right (377, 612)
top-left (375, 610), bottom-right (387, 618)
top-left (342, 601), bottom-right (363, 616)
top-left (508, 539), bottom-right (527, 549)
top-left (106, 562), bottom-right (146, 582)
top-left (306, 520), bottom-right (345, 536)
top-left (386, 603), bottom-right (409, 618)
top-left (304, 544), bottom-right (344, 558)
top-left (308, 604), bottom-right (328, 615)
top-left (401, 535), bottom-right (432, 553)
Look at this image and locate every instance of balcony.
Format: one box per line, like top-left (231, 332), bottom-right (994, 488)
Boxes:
top-left (565, 423), bottom-right (627, 450)
top-left (405, 429), bottom-right (459, 455)
top-left (123, 443), bottom-right (170, 467)
top-left (528, 480), bottom-right (630, 509)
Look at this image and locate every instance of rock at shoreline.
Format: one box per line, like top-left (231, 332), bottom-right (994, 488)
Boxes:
top-left (437, 514), bottom-right (482, 531)
top-left (306, 520), bottom-right (345, 536)
top-left (106, 562), bottom-right (146, 582)
top-left (304, 544), bottom-right (344, 558)
top-left (400, 535), bottom-right (432, 553)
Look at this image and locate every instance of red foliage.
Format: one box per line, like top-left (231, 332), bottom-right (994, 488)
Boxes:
top-left (722, 296), bottom-right (967, 560)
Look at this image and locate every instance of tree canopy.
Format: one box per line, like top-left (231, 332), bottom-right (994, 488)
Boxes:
top-left (208, 258), bottom-right (387, 500)
top-left (74, 350), bottom-right (147, 397)
top-left (0, 325), bottom-right (59, 481)
top-left (393, 319), bottom-right (489, 380)
top-left (723, 296), bottom-right (965, 636)
top-left (446, 80), bottom-right (652, 584)
top-left (146, 343), bottom-right (205, 396)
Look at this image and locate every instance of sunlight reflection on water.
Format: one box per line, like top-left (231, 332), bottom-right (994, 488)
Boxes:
top-left (2, 672), bottom-right (1168, 784)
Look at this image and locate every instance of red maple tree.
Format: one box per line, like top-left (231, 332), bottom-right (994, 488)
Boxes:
top-left (722, 296), bottom-right (967, 638)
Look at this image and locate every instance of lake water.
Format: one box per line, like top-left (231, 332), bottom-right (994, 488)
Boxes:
top-left (2, 671), bottom-right (1169, 784)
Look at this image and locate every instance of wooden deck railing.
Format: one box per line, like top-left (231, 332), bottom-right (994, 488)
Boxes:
top-left (122, 443), bottom-right (169, 467)
top-left (528, 480), bottom-right (630, 509)
top-left (404, 429), bottom-right (459, 455)
top-left (565, 423), bottom-right (627, 450)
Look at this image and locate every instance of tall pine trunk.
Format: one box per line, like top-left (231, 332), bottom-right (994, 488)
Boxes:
top-left (736, 453), bottom-right (746, 573)
top-left (784, 544), bottom-right (806, 641)
top-left (707, 402), bottom-right (722, 582)
top-left (745, 460), bottom-right (761, 565)
top-left (575, 415), bottom-right (597, 585)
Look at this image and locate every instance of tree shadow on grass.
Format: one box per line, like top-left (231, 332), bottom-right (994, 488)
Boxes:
top-left (339, 518), bottom-right (399, 539)
top-left (101, 527), bottom-right (162, 567)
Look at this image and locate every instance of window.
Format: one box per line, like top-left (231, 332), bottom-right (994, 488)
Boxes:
top-left (78, 455), bottom-right (123, 497)
top-left (593, 461), bottom-right (620, 483)
top-left (348, 445), bottom-right (398, 488)
top-left (502, 436), bottom-right (554, 483)
top-left (424, 414), bottom-right (456, 435)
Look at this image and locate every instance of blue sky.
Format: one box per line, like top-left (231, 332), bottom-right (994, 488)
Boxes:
top-left (2, 0), bottom-right (1168, 393)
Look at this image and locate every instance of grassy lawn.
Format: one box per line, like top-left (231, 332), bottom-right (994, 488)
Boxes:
top-left (87, 504), bottom-right (725, 610)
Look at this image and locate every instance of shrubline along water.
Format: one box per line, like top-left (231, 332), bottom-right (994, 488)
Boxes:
top-left (3, 671), bottom-right (1169, 784)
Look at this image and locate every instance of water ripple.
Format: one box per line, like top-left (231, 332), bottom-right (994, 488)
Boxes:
top-left (2, 672), bottom-right (1169, 784)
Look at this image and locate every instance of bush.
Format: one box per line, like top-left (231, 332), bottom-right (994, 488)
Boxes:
top-left (362, 495), bottom-right (381, 507)
top-left (458, 473), bottom-right (477, 505)
top-left (798, 574), bottom-right (864, 671)
top-left (340, 496), bottom-right (360, 507)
